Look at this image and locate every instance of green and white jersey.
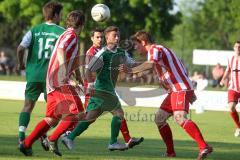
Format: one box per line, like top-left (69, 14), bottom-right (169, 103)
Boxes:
top-left (20, 22), bottom-right (65, 82)
top-left (86, 47), bottom-right (135, 94)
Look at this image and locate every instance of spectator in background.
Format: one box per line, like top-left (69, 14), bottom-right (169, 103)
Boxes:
top-left (190, 71), bottom-right (208, 91)
top-left (212, 63), bottom-right (224, 87)
top-left (0, 51), bottom-right (8, 75)
top-left (196, 72), bottom-right (208, 91)
top-left (0, 50), bottom-right (16, 75)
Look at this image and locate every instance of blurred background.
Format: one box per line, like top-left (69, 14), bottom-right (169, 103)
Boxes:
top-left (0, 0), bottom-right (239, 90)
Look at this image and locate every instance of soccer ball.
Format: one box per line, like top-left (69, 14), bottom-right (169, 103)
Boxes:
top-left (91, 4), bottom-right (110, 22)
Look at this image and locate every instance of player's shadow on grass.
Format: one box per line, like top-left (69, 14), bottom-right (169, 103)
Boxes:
top-left (0, 136), bottom-right (239, 160)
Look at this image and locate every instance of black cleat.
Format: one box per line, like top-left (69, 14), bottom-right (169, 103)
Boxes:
top-left (49, 140), bottom-right (62, 156)
top-left (40, 134), bottom-right (49, 151)
top-left (126, 137), bottom-right (144, 148)
top-left (18, 141), bottom-right (33, 156)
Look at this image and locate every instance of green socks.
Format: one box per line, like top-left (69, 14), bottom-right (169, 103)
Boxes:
top-left (110, 116), bottom-right (121, 144)
top-left (18, 112), bottom-right (30, 140)
top-left (68, 121), bottom-right (90, 140)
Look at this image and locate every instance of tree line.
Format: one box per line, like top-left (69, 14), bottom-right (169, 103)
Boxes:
top-left (0, 0), bottom-right (239, 73)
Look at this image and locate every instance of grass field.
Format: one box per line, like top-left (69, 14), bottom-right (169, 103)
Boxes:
top-left (0, 99), bottom-right (239, 160)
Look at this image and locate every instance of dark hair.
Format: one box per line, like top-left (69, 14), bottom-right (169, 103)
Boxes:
top-left (236, 40), bottom-right (240, 44)
top-left (66, 10), bottom-right (85, 29)
top-left (42, 1), bottom-right (63, 21)
top-left (104, 26), bottom-right (119, 35)
top-left (90, 28), bottom-right (104, 37)
top-left (131, 30), bottom-right (154, 44)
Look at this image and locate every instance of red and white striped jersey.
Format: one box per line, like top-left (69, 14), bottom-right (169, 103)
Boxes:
top-left (83, 45), bottom-right (101, 92)
top-left (86, 45), bottom-right (101, 57)
top-left (148, 44), bottom-right (193, 92)
top-left (226, 55), bottom-right (240, 92)
top-left (46, 28), bottom-right (80, 93)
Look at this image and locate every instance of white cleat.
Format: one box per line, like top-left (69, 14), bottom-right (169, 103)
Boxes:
top-left (61, 136), bottom-right (74, 150)
top-left (234, 128), bottom-right (240, 137)
top-left (108, 142), bottom-right (128, 151)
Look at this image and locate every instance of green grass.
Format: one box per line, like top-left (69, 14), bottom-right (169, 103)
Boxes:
top-left (0, 99), bottom-right (239, 160)
top-left (0, 75), bottom-right (25, 81)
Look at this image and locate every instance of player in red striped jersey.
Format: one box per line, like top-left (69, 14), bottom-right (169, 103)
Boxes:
top-left (220, 40), bottom-right (240, 137)
top-left (128, 30), bottom-right (212, 160)
top-left (19, 10), bottom-right (85, 157)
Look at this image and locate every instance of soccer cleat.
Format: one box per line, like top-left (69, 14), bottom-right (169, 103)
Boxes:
top-left (61, 135), bottom-right (74, 150)
top-left (40, 134), bottom-right (49, 151)
top-left (126, 137), bottom-right (144, 148)
top-left (18, 141), bottom-right (33, 156)
top-left (162, 152), bottom-right (176, 157)
top-left (234, 128), bottom-right (240, 137)
top-left (18, 138), bottom-right (24, 147)
top-left (108, 142), bottom-right (128, 151)
top-left (49, 140), bottom-right (62, 156)
top-left (197, 145), bottom-right (213, 160)
top-left (64, 130), bottom-right (72, 137)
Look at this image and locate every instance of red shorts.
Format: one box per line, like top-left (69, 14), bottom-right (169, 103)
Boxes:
top-left (228, 90), bottom-right (240, 103)
top-left (160, 90), bottom-right (194, 113)
top-left (46, 85), bottom-right (84, 119)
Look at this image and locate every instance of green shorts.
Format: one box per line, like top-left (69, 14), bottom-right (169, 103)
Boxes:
top-left (87, 90), bottom-right (121, 112)
top-left (25, 82), bottom-right (46, 101)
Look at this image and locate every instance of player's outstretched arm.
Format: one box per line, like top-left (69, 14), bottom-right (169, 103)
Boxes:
top-left (130, 61), bottom-right (154, 74)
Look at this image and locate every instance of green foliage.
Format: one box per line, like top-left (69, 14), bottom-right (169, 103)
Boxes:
top-left (0, 0), bottom-right (180, 51)
top-left (170, 0), bottom-right (240, 73)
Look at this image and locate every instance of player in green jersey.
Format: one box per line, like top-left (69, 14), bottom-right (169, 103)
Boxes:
top-left (62, 26), bottom-right (136, 151)
top-left (17, 1), bottom-right (64, 146)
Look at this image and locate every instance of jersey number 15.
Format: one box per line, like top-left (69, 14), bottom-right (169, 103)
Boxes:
top-left (38, 38), bottom-right (55, 59)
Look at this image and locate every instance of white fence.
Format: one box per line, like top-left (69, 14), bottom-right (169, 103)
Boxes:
top-left (0, 80), bottom-right (238, 112)
top-left (193, 49), bottom-right (233, 66)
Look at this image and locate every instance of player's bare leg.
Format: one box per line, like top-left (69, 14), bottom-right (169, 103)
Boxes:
top-left (173, 111), bottom-right (213, 159)
top-left (228, 102), bottom-right (240, 137)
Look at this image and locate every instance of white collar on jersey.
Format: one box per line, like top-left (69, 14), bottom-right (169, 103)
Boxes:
top-left (45, 22), bottom-right (57, 25)
top-left (106, 46), bottom-right (118, 53)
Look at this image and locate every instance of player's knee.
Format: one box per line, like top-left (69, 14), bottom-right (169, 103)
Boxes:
top-left (229, 102), bottom-right (236, 112)
top-left (112, 108), bottom-right (124, 120)
top-left (173, 113), bottom-right (187, 125)
top-left (44, 117), bottom-right (59, 127)
top-left (154, 109), bottom-right (170, 127)
top-left (22, 100), bottom-right (35, 112)
top-left (229, 105), bottom-right (236, 112)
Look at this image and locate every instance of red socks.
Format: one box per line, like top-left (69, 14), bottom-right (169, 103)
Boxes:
top-left (230, 111), bottom-right (240, 128)
top-left (158, 123), bottom-right (175, 154)
top-left (120, 118), bottom-right (131, 143)
top-left (181, 120), bottom-right (207, 150)
top-left (24, 119), bottom-right (50, 148)
top-left (48, 120), bottom-right (77, 142)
